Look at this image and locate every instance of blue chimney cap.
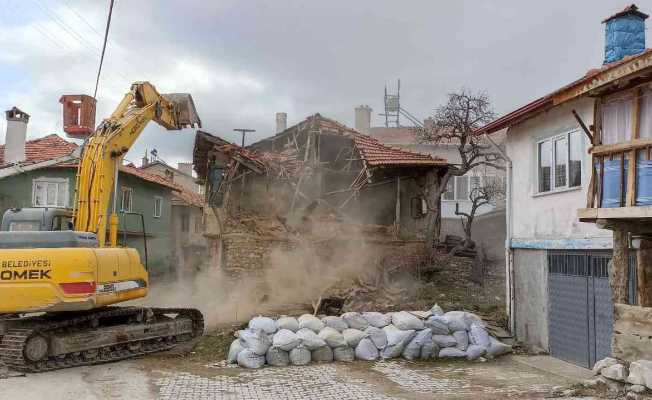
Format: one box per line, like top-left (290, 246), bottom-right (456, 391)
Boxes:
top-left (603, 4), bottom-right (648, 64)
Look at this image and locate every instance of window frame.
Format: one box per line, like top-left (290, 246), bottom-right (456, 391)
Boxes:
top-left (442, 174), bottom-right (486, 202)
top-left (153, 196), bottom-right (163, 218)
top-left (535, 129), bottom-right (582, 196)
top-left (32, 177), bottom-right (69, 208)
top-left (120, 187), bottom-right (133, 213)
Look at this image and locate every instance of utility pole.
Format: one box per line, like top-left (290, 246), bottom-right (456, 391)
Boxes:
top-left (233, 128), bottom-right (255, 147)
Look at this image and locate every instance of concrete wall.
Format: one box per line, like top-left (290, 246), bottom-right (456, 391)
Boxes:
top-left (441, 209), bottom-right (506, 262)
top-left (513, 248), bottom-right (549, 351)
top-left (506, 97), bottom-right (611, 244)
top-left (170, 204), bottom-right (208, 273)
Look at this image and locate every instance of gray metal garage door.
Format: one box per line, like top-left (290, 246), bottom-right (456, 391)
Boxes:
top-left (548, 251), bottom-right (636, 368)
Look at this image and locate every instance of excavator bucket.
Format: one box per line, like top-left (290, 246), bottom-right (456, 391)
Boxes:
top-left (162, 93), bottom-right (202, 129)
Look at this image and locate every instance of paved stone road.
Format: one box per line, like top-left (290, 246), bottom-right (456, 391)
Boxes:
top-left (1, 355), bottom-right (591, 400)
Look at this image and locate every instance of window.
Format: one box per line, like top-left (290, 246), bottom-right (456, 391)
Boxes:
top-left (640, 88), bottom-right (652, 139)
top-left (153, 196), bottom-right (162, 218)
top-left (442, 175), bottom-right (482, 201)
top-left (443, 179), bottom-right (454, 200)
top-left (181, 214), bottom-right (190, 232)
top-left (194, 215), bottom-right (203, 233)
top-left (120, 187), bottom-right (133, 212)
top-left (537, 130), bottom-right (582, 194)
top-left (455, 176), bottom-right (469, 200)
top-left (32, 178), bottom-right (68, 207)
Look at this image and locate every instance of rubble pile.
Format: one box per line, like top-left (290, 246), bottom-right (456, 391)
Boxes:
top-left (589, 357), bottom-right (652, 396)
top-left (227, 304), bottom-right (512, 369)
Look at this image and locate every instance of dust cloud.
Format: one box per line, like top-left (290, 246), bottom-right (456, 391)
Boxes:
top-left (141, 235), bottom-right (391, 328)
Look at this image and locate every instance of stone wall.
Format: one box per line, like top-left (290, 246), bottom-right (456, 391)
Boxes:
top-left (612, 304), bottom-right (652, 361)
top-left (219, 233), bottom-right (425, 279)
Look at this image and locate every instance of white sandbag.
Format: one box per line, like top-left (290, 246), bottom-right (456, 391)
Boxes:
top-left (237, 348), bottom-right (266, 369)
top-left (453, 330), bottom-right (469, 351)
top-left (312, 346), bottom-right (334, 363)
top-left (362, 312), bottom-right (391, 328)
top-left (433, 334), bottom-right (457, 348)
top-left (333, 346), bottom-right (355, 362)
top-left (430, 304), bottom-right (445, 316)
top-left (468, 322), bottom-right (491, 348)
top-left (439, 347), bottom-right (467, 358)
top-left (444, 311), bottom-right (469, 332)
top-left (318, 326), bottom-right (347, 348)
top-left (227, 339), bottom-right (245, 364)
top-left (381, 325), bottom-right (416, 359)
top-left (466, 344), bottom-right (486, 361)
top-left (425, 316), bottom-right (450, 335)
top-left (249, 316), bottom-right (277, 334)
top-left (266, 347), bottom-right (290, 367)
top-left (322, 316), bottom-right (348, 332)
top-left (355, 338), bottom-right (379, 361)
top-left (341, 312), bottom-right (369, 330)
top-left (296, 328), bottom-right (327, 350)
top-left (392, 311), bottom-right (424, 330)
top-left (444, 311), bottom-right (486, 331)
top-left (289, 345), bottom-right (311, 366)
top-left (485, 337), bottom-right (512, 358)
top-left (421, 340), bottom-right (439, 360)
top-left (402, 329), bottom-right (432, 361)
top-left (276, 316), bottom-right (300, 332)
top-left (364, 326), bottom-right (387, 350)
top-left (238, 329), bottom-right (271, 355)
top-left (272, 329), bottom-right (300, 351)
top-left (298, 314), bottom-right (325, 333)
top-left (343, 329), bottom-right (367, 348)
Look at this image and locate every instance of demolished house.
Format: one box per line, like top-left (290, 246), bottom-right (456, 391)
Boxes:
top-left (193, 114), bottom-right (449, 310)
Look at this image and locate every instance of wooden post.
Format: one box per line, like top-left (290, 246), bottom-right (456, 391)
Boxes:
top-left (610, 229), bottom-right (630, 304)
top-left (637, 239), bottom-right (652, 307)
top-left (394, 177), bottom-right (401, 237)
top-left (626, 88), bottom-right (641, 206)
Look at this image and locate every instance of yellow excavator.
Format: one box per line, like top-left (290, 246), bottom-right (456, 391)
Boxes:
top-left (0, 82), bottom-right (204, 372)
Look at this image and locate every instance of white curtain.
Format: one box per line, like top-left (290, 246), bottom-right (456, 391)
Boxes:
top-left (640, 88), bottom-right (652, 139)
top-left (602, 95), bottom-right (633, 144)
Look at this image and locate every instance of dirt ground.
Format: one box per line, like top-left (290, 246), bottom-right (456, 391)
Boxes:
top-left (1, 353), bottom-right (597, 400)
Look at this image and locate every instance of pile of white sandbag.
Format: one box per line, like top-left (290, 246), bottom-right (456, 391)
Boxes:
top-left (228, 304), bottom-right (512, 369)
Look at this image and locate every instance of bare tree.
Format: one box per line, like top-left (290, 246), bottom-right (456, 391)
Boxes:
top-left (413, 88), bottom-right (502, 259)
top-left (451, 174), bottom-right (504, 256)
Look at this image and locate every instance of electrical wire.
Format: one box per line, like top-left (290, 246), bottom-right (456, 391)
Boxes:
top-left (93, 0), bottom-right (115, 100)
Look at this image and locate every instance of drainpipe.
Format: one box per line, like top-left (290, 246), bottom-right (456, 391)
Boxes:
top-left (484, 132), bottom-right (515, 335)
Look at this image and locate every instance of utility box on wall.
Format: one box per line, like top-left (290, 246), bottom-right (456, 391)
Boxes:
top-left (59, 95), bottom-right (96, 139)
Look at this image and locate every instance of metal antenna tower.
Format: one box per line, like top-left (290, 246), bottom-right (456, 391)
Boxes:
top-left (379, 79), bottom-right (424, 128)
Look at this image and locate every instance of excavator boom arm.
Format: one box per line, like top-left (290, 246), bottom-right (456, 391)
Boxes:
top-left (72, 82), bottom-right (200, 246)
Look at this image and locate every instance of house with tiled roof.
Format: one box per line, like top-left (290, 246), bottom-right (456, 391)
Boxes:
top-left (137, 154), bottom-right (209, 273)
top-left (192, 114), bottom-right (451, 277)
top-left (0, 123), bottom-right (181, 276)
top-left (477, 4), bottom-right (652, 367)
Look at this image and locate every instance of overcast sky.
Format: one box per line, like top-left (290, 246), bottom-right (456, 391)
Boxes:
top-left (0, 0), bottom-right (642, 167)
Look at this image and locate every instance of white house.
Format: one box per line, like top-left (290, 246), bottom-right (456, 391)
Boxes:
top-left (479, 4), bottom-right (648, 368)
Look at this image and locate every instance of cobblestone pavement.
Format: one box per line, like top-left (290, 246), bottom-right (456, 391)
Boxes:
top-left (152, 356), bottom-right (579, 400)
top-left (1, 355), bottom-right (588, 400)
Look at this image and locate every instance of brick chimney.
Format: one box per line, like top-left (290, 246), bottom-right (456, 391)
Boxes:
top-left (4, 107), bottom-right (30, 165)
top-left (603, 4), bottom-right (648, 64)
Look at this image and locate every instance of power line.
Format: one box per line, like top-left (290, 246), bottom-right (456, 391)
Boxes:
top-left (94, 0), bottom-right (115, 100)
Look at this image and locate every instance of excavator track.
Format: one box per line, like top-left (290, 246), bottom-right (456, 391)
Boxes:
top-left (0, 307), bottom-right (204, 372)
